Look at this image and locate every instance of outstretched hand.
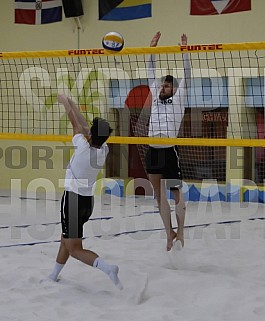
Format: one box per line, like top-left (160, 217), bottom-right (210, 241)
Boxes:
top-left (150, 31), bottom-right (161, 47)
top-left (58, 94), bottom-right (90, 136)
top-left (181, 34), bottom-right (187, 45)
top-left (58, 94), bottom-right (71, 113)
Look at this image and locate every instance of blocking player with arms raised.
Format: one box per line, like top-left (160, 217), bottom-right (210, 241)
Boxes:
top-left (145, 32), bottom-right (191, 251)
top-left (49, 94), bottom-right (123, 290)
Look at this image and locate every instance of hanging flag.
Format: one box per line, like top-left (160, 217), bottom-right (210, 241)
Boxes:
top-left (15, 0), bottom-right (63, 24)
top-left (99, 0), bottom-right (152, 21)
top-left (190, 0), bottom-right (251, 15)
top-left (62, 0), bottom-right (83, 18)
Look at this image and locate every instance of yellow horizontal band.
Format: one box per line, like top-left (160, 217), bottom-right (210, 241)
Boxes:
top-left (1, 41), bottom-right (265, 59)
top-left (1, 133), bottom-right (265, 147)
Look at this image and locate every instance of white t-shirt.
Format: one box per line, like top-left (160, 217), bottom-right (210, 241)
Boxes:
top-left (148, 53), bottom-right (191, 148)
top-left (64, 134), bottom-right (109, 196)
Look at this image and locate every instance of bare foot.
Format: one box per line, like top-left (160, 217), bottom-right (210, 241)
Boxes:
top-left (167, 231), bottom-right (177, 251)
top-left (176, 232), bottom-right (184, 248)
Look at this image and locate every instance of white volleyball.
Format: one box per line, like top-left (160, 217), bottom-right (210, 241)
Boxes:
top-left (102, 31), bottom-right (124, 52)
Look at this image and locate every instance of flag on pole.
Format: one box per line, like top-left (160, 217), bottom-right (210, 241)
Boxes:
top-left (99, 0), bottom-right (152, 21)
top-left (190, 0), bottom-right (251, 15)
top-left (15, 0), bottom-right (63, 24)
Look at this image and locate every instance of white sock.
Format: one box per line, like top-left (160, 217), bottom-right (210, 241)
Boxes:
top-left (93, 257), bottom-right (123, 290)
top-left (49, 262), bottom-right (65, 281)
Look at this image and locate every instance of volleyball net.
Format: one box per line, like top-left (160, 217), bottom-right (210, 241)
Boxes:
top-left (1, 42), bottom-right (265, 184)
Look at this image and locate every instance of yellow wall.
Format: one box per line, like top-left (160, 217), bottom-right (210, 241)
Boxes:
top-left (0, 140), bottom-right (71, 192)
top-left (1, 0), bottom-right (264, 52)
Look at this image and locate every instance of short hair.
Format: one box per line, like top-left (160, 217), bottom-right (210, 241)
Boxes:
top-left (161, 75), bottom-right (179, 88)
top-left (91, 117), bottom-right (113, 146)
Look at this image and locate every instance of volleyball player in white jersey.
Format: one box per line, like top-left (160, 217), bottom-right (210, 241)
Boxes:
top-left (49, 94), bottom-right (123, 290)
top-left (145, 32), bottom-right (191, 251)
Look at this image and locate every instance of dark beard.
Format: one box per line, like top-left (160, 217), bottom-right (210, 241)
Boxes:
top-left (159, 93), bottom-right (172, 101)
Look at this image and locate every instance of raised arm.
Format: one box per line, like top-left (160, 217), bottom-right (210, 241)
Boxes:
top-left (58, 94), bottom-right (90, 136)
top-left (150, 31), bottom-right (161, 48)
top-left (148, 31), bottom-right (161, 84)
top-left (180, 34), bottom-right (191, 89)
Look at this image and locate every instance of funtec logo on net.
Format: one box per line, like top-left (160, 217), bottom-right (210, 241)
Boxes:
top-left (180, 44), bottom-right (223, 52)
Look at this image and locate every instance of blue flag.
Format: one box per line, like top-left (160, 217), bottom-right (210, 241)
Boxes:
top-left (99, 0), bottom-right (152, 21)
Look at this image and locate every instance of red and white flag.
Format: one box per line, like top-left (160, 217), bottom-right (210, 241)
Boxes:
top-left (15, 0), bottom-right (62, 24)
top-left (190, 0), bottom-right (251, 15)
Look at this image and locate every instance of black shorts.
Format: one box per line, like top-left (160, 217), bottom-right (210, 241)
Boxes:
top-left (61, 191), bottom-right (94, 239)
top-left (145, 146), bottom-right (183, 189)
